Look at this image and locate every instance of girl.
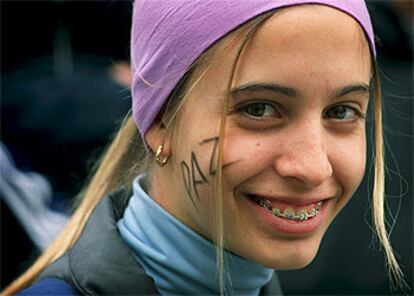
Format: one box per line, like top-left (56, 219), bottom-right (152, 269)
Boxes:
top-left (4, 0), bottom-right (406, 295)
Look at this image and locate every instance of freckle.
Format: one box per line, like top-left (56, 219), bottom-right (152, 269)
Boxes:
top-left (256, 142), bottom-right (260, 147)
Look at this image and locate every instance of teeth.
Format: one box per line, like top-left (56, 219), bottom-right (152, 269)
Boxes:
top-left (316, 201), bottom-right (323, 211)
top-left (297, 210), bottom-right (308, 221)
top-left (272, 207), bottom-right (281, 216)
top-left (283, 207), bottom-right (295, 219)
top-left (254, 196), bottom-right (324, 221)
top-left (308, 209), bottom-right (318, 218)
top-left (259, 199), bottom-right (272, 210)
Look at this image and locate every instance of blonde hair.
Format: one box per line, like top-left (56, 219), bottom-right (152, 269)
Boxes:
top-left (2, 10), bottom-right (407, 296)
top-left (371, 64), bottom-right (407, 291)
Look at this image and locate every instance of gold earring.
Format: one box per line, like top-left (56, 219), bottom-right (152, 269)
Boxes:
top-left (155, 144), bottom-right (169, 167)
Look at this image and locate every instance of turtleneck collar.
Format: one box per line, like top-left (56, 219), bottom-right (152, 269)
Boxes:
top-left (117, 175), bottom-right (274, 295)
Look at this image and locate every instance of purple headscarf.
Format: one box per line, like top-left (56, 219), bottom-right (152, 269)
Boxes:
top-left (130, 0), bottom-right (375, 142)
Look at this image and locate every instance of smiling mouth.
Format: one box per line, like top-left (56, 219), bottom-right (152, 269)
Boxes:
top-left (247, 195), bottom-right (324, 221)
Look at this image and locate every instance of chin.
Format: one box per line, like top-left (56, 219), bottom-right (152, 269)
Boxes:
top-left (266, 253), bottom-right (317, 270)
top-left (257, 251), bottom-right (317, 270)
top-left (252, 236), bottom-right (322, 270)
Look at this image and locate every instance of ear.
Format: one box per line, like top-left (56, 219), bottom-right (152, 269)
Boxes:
top-left (145, 119), bottom-right (172, 156)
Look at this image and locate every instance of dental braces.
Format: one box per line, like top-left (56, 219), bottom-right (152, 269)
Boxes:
top-left (258, 200), bottom-right (323, 221)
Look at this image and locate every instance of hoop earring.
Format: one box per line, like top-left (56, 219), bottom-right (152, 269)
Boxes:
top-left (155, 144), bottom-right (169, 167)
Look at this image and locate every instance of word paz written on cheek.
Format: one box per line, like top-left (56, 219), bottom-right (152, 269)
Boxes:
top-left (180, 137), bottom-right (219, 207)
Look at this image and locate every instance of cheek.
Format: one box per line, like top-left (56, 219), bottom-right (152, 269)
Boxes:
top-left (330, 133), bottom-right (367, 196)
top-left (222, 129), bottom-right (278, 188)
top-left (171, 138), bottom-right (219, 239)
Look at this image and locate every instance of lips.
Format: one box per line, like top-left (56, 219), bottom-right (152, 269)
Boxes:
top-left (244, 193), bottom-right (330, 234)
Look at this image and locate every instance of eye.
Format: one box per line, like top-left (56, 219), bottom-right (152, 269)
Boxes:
top-left (241, 102), bottom-right (280, 119)
top-left (324, 105), bottom-right (364, 121)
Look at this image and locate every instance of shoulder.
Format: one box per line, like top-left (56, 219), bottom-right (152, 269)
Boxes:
top-left (17, 278), bottom-right (79, 295)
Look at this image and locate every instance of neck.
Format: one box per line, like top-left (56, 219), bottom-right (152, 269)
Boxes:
top-left (117, 175), bottom-right (274, 295)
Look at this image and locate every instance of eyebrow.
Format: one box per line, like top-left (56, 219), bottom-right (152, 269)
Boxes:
top-left (334, 83), bottom-right (370, 98)
top-left (230, 82), bottom-right (370, 99)
top-left (231, 82), bottom-right (296, 97)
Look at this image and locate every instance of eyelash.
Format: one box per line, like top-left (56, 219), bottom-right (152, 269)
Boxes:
top-left (237, 101), bottom-right (280, 120)
top-left (234, 101), bottom-right (366, 122)
top-left (323, 104), bottom-right (366, 121)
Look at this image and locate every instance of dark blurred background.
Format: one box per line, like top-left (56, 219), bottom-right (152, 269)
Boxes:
top-left (1, 0), bottom-right (412, 294)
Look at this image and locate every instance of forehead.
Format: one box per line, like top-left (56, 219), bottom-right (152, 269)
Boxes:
top-left (233, 5), bottom-right (372, 85)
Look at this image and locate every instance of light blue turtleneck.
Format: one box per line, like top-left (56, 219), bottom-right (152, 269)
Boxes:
top-left (117, 175), bottom-right (274, 295)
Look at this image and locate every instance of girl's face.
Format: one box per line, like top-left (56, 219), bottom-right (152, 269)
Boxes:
top-left (149, 5), bottom-right (371, 269)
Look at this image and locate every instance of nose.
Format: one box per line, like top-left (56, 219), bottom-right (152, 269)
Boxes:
top-left (273, 127), bottom-right (333, 188)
